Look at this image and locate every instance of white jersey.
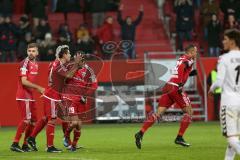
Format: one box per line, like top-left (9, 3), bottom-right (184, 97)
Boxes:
top-left (210, 50), bottom-right (240, 106)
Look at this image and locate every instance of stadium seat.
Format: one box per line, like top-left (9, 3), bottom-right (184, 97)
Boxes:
top-left (66, 13), bottom-right (84, 39)
top-left (48, 13), bottom-right (65, 35)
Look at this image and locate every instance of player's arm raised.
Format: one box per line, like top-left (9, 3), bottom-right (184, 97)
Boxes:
top-left (21, 77), bottom-right (45, 94)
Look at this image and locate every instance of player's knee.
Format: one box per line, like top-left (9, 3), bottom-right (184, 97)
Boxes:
top-left (48, 117), bottom-right (57, 124)
top-left (76, 123), bottom-right (81, 130)
top-left (72, 121), bottom-right (78, 127)
top-left (77, 121), bottom-right (82, 129)
top-left (24, 119), bottom-right (31, 124)
top-left (183, 106), bottom-right (193, 116)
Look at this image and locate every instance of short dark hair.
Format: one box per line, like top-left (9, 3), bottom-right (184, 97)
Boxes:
top-left (27, 43), bottom-right (38, 49)
top-left (184, 44), bottom-right (196, 53)
top-left (58, 46), bottom-right (69, 58)
top-left (224, 29), bottom-right (240, 48)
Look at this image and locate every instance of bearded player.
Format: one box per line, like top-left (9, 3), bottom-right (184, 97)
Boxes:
top-left (10, 43), bottom-right (45, 152)
top-left (135, 44), bottom-right (198, 149)
top-left (61, 51), bottom-right (98, 151)
top-left (27, 45), bottom-right (83, 152)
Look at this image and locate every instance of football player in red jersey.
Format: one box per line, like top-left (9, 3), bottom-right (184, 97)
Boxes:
top-left (27, 45), bottom-right (83, 153)
top-left (10, 43), bottom-right (45, 152)
top-left (61, 51), bottom-right (98, 152)
top-left (135, 44), bottom-right (198, 149)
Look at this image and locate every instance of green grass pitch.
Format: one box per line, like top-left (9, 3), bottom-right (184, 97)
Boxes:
top-left (0, 122), bottom-right (239, 160)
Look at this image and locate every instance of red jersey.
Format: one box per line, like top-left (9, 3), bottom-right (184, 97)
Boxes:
top-left (43, 59), bottom-right (69, 101)
top-left (16, 57), bottom-right (39, 101)
top-left (169, 55), bottom-right (194, 85)
top-left (63, 64), bottom-right (98, 101)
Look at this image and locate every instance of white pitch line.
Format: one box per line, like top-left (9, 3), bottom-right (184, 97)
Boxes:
top-left (0, 156), bottom-right (99, 160)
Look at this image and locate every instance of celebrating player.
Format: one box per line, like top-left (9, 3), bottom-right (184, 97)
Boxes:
top-left (209, 29), bottom-right (240, 160)
top-left (27, 45), bottom-right (83, 153)
top-left (135, 44), bottom-right (198, 149)
top-left (10, 43), bottom-right (45, 152)
top-left (61, 51), bottom-right (98, 151)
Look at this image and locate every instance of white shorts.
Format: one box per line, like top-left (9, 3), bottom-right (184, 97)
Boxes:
top-left (220, 105), bottom-right (240, 137)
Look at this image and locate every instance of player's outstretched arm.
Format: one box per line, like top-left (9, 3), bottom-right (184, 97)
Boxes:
top-left (21, 77), bottom-right (45, 94)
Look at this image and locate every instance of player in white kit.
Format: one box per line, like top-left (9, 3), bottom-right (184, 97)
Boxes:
top-left (209, 29), bottom-right (240, 160)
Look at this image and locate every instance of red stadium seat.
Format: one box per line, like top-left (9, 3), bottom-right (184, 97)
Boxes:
top-left (66, 13), bottom-right (84, 39)
top-left (48, 13), bottom-right (65, 35)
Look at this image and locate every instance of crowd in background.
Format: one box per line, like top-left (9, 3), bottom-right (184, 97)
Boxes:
top-left (0, 0), bottom-right (237, 62)
top-left (0, 0), bottom-right (144, 62)
top-left (172, 0), bottom-right (240, 57)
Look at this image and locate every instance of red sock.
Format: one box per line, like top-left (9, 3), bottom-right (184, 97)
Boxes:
top-left (46, 123), bottom-right (55, 147)
top-left (31, 118), bottom-right (48, 138)
top-left (23, 124), bottom-right (34, 145)
top-left (13, 120), bottom-right (28, 143)
top-left (62, 121), bottom-right (69, 134)
top-left (178, 113), bottom-right (192, 136)
top-left (140, 113), bottom-right (159, 133)
top-left (65, 125), bottom-right (74, 144)
top-left (72, 129), bottom-right (81, 147)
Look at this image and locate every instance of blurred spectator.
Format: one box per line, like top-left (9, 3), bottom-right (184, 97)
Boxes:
top-left (56, 0), bottom-right (81, 13)
top-left (207, 14), bottom-right (222, 57)
top-left (0, 16), bottom-right (19, 62)
top-left (96, 16), bottom-right (114, 59)
top-left (89, 0), bottom-right (108, 28)
top-left (224, 14), bottom-right (240, 30)
top-left (76, 24), bottom-right (90, 41)
top-left (18, 15), bottom-right (31, 41)
top-left (200, 0), bottom-right (219, 39)
top-left (34, 18), bottom-right (51, 41)
top-left (39, 33), bottom-right (56, 61)
top-left (58, 23), bottom-right (72, 43)
top-left (117, 4), bottom-right (143, 59)
top-left (0, 0), bottom-right (13, 16)
top-left (220, 0), bottom-right (240, 22)
top-left (51, 0), bottom-right (58, 12)
top-left (174, 0), bottom-right (194, 51)
top-left (25, 0), bottom-right (47, 28)
top-left (75, 35), bottom-right (95, 55)
top-left (193, 0), bottom-right (202, 9)
top-left (17, 32), bottom-right (34, 60)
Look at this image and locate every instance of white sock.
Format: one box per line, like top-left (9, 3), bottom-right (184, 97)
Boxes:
top-left (225, 145), bottom-right (236, 160)
top-left (227, 137), bottom-right (240, 154)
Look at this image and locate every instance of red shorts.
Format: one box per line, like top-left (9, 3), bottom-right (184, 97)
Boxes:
top-left (17, 100), bottom-right (37, 122)
top-left (68, 101), bottom-right (86, 116)
top-left (43, 97), bottom-right (58, 119)
top-left (158, 86), bottom-right (191, 109)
